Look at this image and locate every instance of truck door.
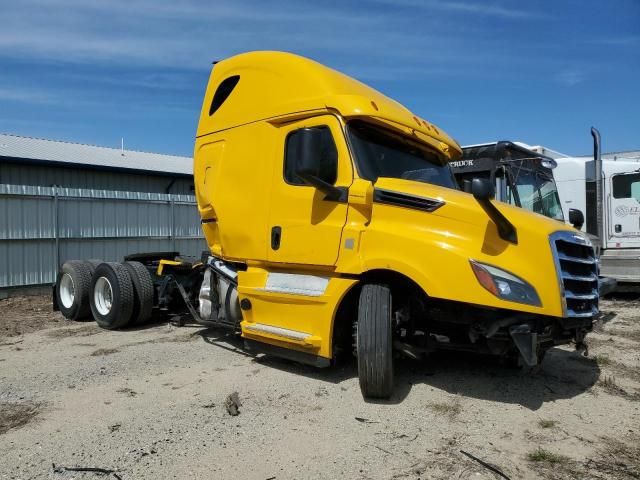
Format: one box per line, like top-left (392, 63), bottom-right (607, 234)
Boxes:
top-left (609, 172), bottom-right (640, 247)
top-left (267, 115), bottom-right (352, 266)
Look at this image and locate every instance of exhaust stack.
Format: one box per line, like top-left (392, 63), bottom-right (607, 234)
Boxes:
top-left (591, 127), bottom-right (603, 245)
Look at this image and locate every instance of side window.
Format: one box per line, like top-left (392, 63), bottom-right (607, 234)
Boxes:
top-left (284, 126), bottom-right (338, 185)
top-left (613, 173), bottom-right (640, 202)
top-left (209, 75), bottom-right (240, 116)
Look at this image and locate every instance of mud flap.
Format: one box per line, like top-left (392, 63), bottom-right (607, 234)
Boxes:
top-left (509, 324), bottom-right (538, 366)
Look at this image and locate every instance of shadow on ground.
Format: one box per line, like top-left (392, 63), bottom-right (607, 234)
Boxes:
top-left (194, 326), bottom-right (600, 410)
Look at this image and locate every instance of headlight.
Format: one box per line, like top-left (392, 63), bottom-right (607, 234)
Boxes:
top-left (470, 260), bottom-right (541, 307)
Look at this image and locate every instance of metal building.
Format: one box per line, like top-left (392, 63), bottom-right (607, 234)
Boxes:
top-left (0, 133), bottom-right (205, 294)
top-left (581, 150), bottom-right (640, 161)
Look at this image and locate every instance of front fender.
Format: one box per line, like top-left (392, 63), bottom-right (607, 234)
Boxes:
top-left (341, 203), bottom-right (565, 317)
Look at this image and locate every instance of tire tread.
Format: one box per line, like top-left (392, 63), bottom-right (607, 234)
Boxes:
top-left (357, 283), bottom-right (393, 399)
top-left (123, 261), bottom-right (154, 325)
top-left (90, 262), bottom-right (134, 329)
top-left (56, 261), bottom-right (93, 321)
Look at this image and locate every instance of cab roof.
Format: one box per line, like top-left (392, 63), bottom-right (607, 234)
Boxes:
top-left (196, 51), bottom-right (461, 160)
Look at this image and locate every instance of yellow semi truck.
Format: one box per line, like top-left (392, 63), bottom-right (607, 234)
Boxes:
top-left (55, 51), bottom-right (598, 399)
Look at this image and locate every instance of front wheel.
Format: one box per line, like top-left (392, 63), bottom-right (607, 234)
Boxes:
top-left (356, 283), bottom-right (394, 399)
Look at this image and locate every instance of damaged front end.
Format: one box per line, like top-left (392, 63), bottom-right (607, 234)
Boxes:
top-left (410, 301), bottom-right (593, 367)
top-left (392, 230), bottom-right (599, 367)
top-left (468, 312), bottom-right (593, 366)
top-left (391, 295), bottom-right (595, 368)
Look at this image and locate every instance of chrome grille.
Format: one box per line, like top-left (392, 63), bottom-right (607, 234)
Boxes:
top-left (550, 231), bottom-right (599, 318)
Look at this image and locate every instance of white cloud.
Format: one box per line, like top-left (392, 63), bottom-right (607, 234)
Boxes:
top-left (371, 0), bottom-right (544, 19)
top-left (587, 35), bottom-right (640, 46)
top-left (555, 70), bottom-right (586, 87)
top-left (0, 0), bottom-right (627, 93)
top-left (0, 0), bottom-right (506, 73)
top-left (0, 86), bottom-right (58, 104)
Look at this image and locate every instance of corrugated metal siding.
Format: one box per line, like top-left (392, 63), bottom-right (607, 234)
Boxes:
top-left (0, 161), bottom-right (194, 194)
top-left (0, 182), bottom-right (207, 288)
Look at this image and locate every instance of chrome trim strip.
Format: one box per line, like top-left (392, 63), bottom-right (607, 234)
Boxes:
top-left (373, 188), bottom-right (444, 213)
top-left (557, 252), bottom-right (596, 265)
top-left (243, 323), bottom-right (311, 341)
top-left (561, 272), bottom-right (598, 282)
top-left (567, 307), bottom-right (599, 318)
top-left (565, 291), bottom-right (598, 301)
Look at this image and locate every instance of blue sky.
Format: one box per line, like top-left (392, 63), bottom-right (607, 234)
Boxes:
top-left (0, 0), bottom-right (638, 157)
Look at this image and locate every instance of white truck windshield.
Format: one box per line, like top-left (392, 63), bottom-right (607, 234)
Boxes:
top-left (508, 164), bottom-right (564, 221)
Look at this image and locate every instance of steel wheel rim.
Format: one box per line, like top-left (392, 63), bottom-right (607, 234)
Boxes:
top-left (59, 273), bottom-right (75, 309)
top-left (94, 276), bottom-right (114, 316)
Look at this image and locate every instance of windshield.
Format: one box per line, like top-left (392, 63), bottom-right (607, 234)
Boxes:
top-left (507, 161), bottom-right (564, 221)
top-left (347, 120), bottom-right (456, 189)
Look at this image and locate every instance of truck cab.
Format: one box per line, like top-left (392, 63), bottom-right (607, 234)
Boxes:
top-left (193, 51), bottom-right (597, 398)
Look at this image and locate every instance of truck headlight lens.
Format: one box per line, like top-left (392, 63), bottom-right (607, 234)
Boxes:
top-left (470, 260), bottom-right (541, 307)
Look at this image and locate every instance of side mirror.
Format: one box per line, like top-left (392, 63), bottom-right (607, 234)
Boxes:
top-left (291, 128), bottom-right (343, 201)
top-left (471, 177), bottom-right (517, 244)
top-left (569, 208), bottom-right (584, 230)
top-left (471, 178), bottom-right (495, 201)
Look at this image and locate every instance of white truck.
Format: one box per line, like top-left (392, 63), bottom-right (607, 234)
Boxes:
top-left (527, 129), bottom-right (640, 287)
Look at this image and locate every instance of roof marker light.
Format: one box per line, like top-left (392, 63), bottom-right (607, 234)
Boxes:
top-left (541, 158), bottom-right (558, 169)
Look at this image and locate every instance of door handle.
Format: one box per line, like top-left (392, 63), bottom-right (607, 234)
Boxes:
top-left (271, 226), bottom-right (282, 250)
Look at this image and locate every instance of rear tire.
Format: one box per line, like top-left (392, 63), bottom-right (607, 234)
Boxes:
top-left (90, 262), bottom-right (134, 330)
top-left (357, 283), bottom-right (394, 399)
top-left (123, 261), bottom-right (154, 325)
top-left (55, 261), bottom-right (93, 321)
top-left (85, 259), bottom-right (103, 274)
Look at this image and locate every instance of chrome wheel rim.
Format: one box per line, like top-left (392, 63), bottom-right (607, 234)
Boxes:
top-left (59, 273), bottom-right (75, 309)
top-left (94, 276), bottom-right (113, 316)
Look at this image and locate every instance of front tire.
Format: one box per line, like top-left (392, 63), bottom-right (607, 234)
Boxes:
top-left (357, 283), bottom-right (394, 399)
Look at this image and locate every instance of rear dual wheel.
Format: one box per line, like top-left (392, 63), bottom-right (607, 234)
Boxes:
top-left (90, 261), bottom-right (154, 329)
top-left (90, 262), bottom-right (134, 330)
top-left (56, 261), bottom-right (94, 321)
top-left (57, 260), bottom-right (154, 329)
top-left (123, 261), bottom-right (154, 326)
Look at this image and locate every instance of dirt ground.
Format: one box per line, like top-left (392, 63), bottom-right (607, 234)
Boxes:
top-left (0, 295), bottom-right (638, 480)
